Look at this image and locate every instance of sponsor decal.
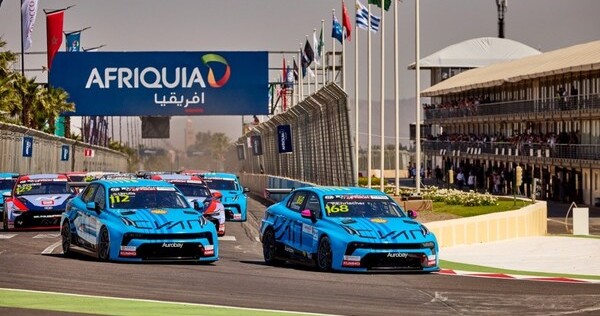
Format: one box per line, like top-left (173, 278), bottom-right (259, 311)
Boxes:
top-left (119, 246), bottom-right (137, 257)
top-left (371, 218), bottom-right (387, 224)
top-left (151, 209), bottom-right (167, 214)
top-left (284, 246), bottom-right (294, 253)
top-left (41, 200), bottom-right (55, 206)
top-left (203, 244), bottom-right (215, 256)
top-left (387, 252), bottom-right (409, 258)
top-left (233, 214), bottom-right (242, 220)
top-left (161, 242), bottom-right (183, 248)
top-left (302, 223), bottom-right (313, 234)
top-left (342, 255), bottom-right (361, 267)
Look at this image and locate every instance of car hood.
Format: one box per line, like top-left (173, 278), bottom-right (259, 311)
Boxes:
top-left (115, 208), bottom-right (209, 232)
top-left (17, 194), bottom-right (72, 211)
top-left (330, 217), bottom-right (430, 242)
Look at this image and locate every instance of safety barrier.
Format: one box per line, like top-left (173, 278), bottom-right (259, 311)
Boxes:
top-left (425, 200), bottom-right (547, 248)
top-left (233, 83), bottom-right (354, 187)
top-left (0, 122), bottom-right (128, 174)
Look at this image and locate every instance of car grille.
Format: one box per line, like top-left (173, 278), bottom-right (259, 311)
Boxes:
top-left (361, 253), bottom-right (425, 270)
top-left (121, 232), bottom-right (214, 246)
top-left (14, 210), bottom-right (63, 228)
top-left (345, 242), bottom-right (425, 256)
top-left (136, 242), bottom-right (203, 260)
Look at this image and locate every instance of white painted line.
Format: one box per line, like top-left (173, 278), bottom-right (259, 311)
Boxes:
top-left (218, 235), bottom-right (236, 241)
top-left (41, 241), bottom-right (62, 255)
top-left (33, 234), bottom-right (60, 239)
top-left (0, 234), bottom-right (17, 239)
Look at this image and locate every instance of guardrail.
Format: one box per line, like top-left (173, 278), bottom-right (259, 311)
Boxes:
top-left (0, 121), bottom-right (128, 173)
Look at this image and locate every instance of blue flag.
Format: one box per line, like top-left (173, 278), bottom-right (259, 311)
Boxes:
top-left (65, 32), bottom-right (81, 52)
top-left (332, 13), bottom-right (344, 44)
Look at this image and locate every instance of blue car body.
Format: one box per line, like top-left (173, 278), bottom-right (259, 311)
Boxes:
top-left (259, 186), bottom-right (439, 272)
top-left (60, 179), bottom-right (218, 262)
top-left (201, 172), bottom-right (247, 222)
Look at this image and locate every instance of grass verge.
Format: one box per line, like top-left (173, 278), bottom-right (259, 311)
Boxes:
top-left (439, 260), bottom-right (600, 280)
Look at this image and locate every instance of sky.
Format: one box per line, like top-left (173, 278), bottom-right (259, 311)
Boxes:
top-left (1, 0), bottom-right (599, 150)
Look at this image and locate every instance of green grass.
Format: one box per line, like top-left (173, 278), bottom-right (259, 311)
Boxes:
top-left (432, 199), bottom-right (530, 217)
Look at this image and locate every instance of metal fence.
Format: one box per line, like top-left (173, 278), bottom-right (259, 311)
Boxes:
top-left (0, 122), bottom-right (128, 174)
top-left (234, 83), bottom-right (354, 186)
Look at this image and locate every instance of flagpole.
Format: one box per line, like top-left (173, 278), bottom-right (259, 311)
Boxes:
top-left (321, 20), bottom-right (326, 88)
top-left (354, 4), bottom-right (360, 186)
top-left (299, 44), bottom-right (304, 100)
top-left (313, 29), bottom-right (318, 92)
top-left (379, 4), bottom-right (385, 192)
top-left (367, 3), bottom-right (372, 189)
top-left (306, 35), bottom-right (312, 95)
top-left (415, 0), bottom-right (422, 194)
top-left (342, 19), bottom-right (346, 91)
top-left (20, 2), bottom-right (25, 77)
top-left (332, 9), bottom-right (336, 85)
top-left (394, 0), bottom-right (400, 195)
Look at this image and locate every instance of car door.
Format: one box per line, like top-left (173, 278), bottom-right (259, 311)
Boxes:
top-left (285, 191), bottom-right (311, 253)
top-left (72, 184), bottom-right (101, 245)
top-left (297, 192), bottom-right (321, 253)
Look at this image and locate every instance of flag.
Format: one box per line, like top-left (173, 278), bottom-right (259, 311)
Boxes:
top-left (317, 26), bottom-right (324, 65)
top-left (342, 1), bottom-right (352, 41)
top-left (332, 13), bottom-right (344, 44)
top-left (65, 32), bottom-right (81, 52)
top-left (356, 1), bottom-right (381, 32)
top-left (313, 29), bottom-right (320, 65)
top-left (22, 0), bottom-right (39, 51)
top-left (293, 58), bottom-right (299, 81)
top-left (46, 10), bottom-right (64, 69)
top-left (286, 64), bottom-right (294, 87)
top-left (368, 0), bottom-right (391, 11)
top-left (0, 0), bottom-right (4, 9)
top-left (282, 57), bottom-right (287, 87)
top-left (300, 47), bottom-right (315, 78)
top-left (303, 39), bottom-right (314, 66)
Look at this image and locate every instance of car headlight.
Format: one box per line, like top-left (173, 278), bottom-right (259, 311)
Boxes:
top-left (120, 217), bottom-right (135, 226)
top-left (342, 225), bottom-right (359, 235)
top-left (199, 216), bottom-right (207, 226)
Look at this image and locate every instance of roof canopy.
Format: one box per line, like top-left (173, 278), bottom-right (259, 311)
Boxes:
top-left (422, 40), bottom-right (600, 97)
top-left (408, 37), bottom-right (541, 70)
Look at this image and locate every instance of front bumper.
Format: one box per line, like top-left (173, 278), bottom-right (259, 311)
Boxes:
top-left (335, 241), bottom-right (439, 272)
top-left (113, 231), bottom-right (218, 262)
top-left (7, 210), bottom-right (63, 230)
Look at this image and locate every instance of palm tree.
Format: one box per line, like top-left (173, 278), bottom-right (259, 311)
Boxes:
top-left (14, 76), bottom-right (42, 128)
top-left (210, 133), bottom-right (230, 171)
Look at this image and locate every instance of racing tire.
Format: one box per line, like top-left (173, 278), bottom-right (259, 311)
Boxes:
top-left (262, 228), bottom-right (284, 266)
top-left (61, 221), bottom-right (72, 257)
top-left (316, 236), bottom-right (333, 272)
top-left (97, 226), bottom-right (110, 261)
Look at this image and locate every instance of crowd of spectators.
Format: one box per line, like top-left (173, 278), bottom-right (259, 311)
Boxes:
top-left (426, 130), bottom-right (580, 147)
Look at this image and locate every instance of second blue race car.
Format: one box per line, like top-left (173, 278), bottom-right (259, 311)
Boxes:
top-left (60, 179), bottom-right (218, 262)
top-left (260, 186), bottom-right (439, 272)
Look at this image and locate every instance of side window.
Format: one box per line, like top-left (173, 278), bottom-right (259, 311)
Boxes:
top-left (81, 184), bottom-right (97, 203)
top-left (93, 185), bottom-right (106, 210)
top-left (305, 193), bottom-right (321, 218)
top-left (287, 191), bottom-right (308, 213)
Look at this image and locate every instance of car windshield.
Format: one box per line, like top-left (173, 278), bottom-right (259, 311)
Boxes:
top-left (323, 195), bottom-right (405, 218)
top-left (203, 179), bottom-right (237, 191)
top-left (108, 187), bottom-right (188, 209)
top-left (15, 181), bottom-right (70, 196)
top-left (0, 179), bottom-right (16, 190)
top-left (67, 175), bottom-right (86, 182)
top-left (173, 183), bottom-right (211, 198)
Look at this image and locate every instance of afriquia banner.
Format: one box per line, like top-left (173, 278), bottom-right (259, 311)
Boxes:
top-left (251, 135), bottom-right (263, 156)
top-left (65, 32), bottom-right (81, 52)
top-left (49, 51), bottom-right (269, 116)
top-left (277, 124), bottom-right (293, 153)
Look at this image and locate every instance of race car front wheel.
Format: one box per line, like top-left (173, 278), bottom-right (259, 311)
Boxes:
top-left (262, 228), bottom-right (283, 266)
top-left (97, 226), bottom-right (110, 261)
top-left (61, 221), bottom-right (72, 257)
top-left (317, 236), bottom-right (333, 272)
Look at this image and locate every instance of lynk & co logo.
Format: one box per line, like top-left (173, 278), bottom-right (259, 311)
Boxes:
top-left (85, 53), bottom-right (231, 90)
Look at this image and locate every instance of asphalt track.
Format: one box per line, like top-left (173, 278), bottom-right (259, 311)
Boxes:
top-left (0, 196), bottom-right (599, 316)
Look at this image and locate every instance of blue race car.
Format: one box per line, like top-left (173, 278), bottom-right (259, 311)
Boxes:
top-left (259, 187), bottom-right (439, 272)
top-left (60, 179), bottom-right (218, 262)
top-left (0, 172), bottom-right (18, 217)
top-left (200, 172), bottom-right (248, 222)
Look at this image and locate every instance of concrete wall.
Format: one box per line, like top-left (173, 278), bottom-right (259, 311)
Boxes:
top-left (426, 201), bottom-right (548, 248)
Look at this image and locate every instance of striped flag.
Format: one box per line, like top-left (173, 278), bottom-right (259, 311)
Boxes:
top-left (21, 0), bottom-right (39, 51)
top-left (356, 0), bottom-right (380, 33)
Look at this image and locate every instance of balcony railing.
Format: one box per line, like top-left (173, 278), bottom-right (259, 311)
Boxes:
top-left (423, 140), bottom-right (600, 161)
top-left (423, 94), bottom-right (600, 120)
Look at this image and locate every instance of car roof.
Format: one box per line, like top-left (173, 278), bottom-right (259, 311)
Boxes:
top-left (293, 186), bottom-right (388, 196)
top-left (0, 172), bottom-right (19, 179)
top-left (153, 174), bottom-right (201, 181)
top-left (201, 172), bottom-right (238, 180)
top-left (94, 179), bottom-right (176, 188)
top-left (18, 173), bottom-right (68, 181)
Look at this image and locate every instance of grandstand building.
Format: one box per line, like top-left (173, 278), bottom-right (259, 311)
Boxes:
top-left (421, 40), bottom-right (600, 205)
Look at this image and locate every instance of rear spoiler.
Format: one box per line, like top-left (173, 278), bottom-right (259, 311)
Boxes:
top-left (263, 188), bottom-right (294, 200)
top-left (68, 182), bottom-right (90, 188)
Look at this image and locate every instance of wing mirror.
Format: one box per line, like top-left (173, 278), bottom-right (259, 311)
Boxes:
top-left (407, 210), bottom-right (418, 219)
top-left (86, 201), bottom-right (100, 213)
top-left (193, 200), bottom-right (203, 211)
top-left (301, 209), bottom-right (317, 222)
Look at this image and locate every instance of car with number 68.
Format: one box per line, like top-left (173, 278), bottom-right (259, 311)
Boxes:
top-left (60, 179), bottom-right (218, 262)
top-left (259, 186), bottom-right (439, 272)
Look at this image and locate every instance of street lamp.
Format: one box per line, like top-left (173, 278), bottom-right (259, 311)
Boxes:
top-left (496, 0), bottom-right (507, 38)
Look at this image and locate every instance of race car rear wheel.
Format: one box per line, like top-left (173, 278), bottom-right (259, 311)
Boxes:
top-left (262, 228), bottom-right (284, 266)
top-left (97, 226), bottom-right (110, 261)
top-left (61, 221), bottom-right (72, 257)
top-left (316, 236), bottom-right (333, 272)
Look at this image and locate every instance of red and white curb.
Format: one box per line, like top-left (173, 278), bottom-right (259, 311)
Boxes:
top-left (436, 269), bottom-right (600, 284)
